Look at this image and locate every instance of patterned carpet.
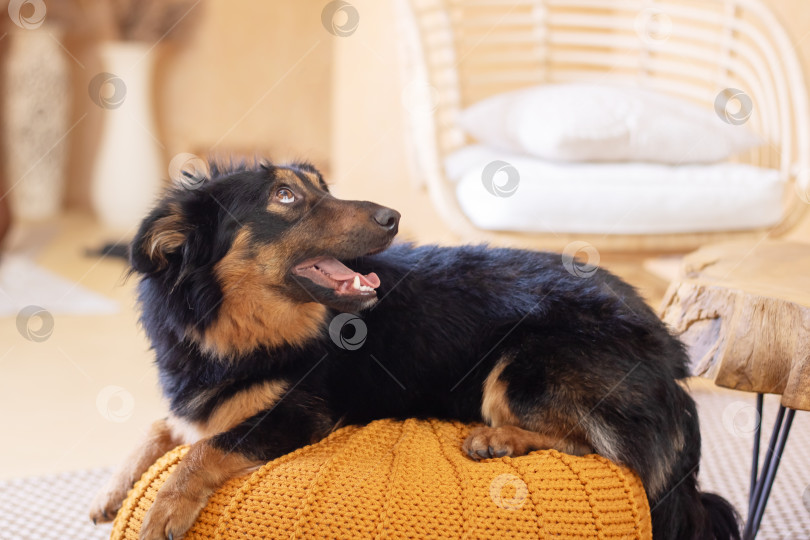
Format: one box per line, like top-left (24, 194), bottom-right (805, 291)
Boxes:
top-left (0, 386), bottom-right (807, 539)
top-left (0, 467), bottom-right (113, 540)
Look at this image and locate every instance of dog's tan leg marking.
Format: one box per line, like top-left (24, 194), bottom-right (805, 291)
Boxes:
top-left (139, 441), bottom-right (259, 540)
top-left (480, 357), bottom-right (519, 427)
top-left (89, 419), bottom-right (177, 524)
top-left (463, 425), bottom-right (592, 460)
top-left (166, 380), bottom-right (289, 446)
top-left (471, 358), bottom-right (593, 460)
top-left (196, 380), bottom-right (287, 438)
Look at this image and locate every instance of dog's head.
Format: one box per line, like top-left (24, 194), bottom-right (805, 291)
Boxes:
top-left (130, 159), bottom-right (399, 356)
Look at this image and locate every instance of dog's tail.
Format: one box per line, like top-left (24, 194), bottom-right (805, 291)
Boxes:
top-left (649, 391), bottom-right (740, 540)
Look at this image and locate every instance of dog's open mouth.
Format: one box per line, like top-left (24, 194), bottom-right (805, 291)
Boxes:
top-left (293, 257), bottom-right (380, 296)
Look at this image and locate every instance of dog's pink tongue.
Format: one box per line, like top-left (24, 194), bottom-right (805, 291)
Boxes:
top-left (360, 272), bottom-right (381, 288)
top-left (317, 258), bottom-right (380, 288)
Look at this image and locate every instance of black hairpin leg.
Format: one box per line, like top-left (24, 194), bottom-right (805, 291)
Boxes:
top-left (748, 393), bottom-right (763, 510)
top-left (743, 397), bottom-right (796, 540)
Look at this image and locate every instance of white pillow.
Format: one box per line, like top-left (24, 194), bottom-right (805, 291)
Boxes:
top-left (457, 83), bottom-right (762, 164)
top-left (452, 150), bottom-right (783, 234)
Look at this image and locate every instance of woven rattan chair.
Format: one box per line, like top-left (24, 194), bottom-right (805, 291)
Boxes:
top-left (395, 0), bottom-right (810, 251)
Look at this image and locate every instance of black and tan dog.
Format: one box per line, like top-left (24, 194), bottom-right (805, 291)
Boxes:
top-left (90, 160), bottom-right (739, 540)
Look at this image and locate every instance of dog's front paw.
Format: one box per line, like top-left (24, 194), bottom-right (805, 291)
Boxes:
top-left (463, 425), bottom-right (551, 461)
top-left (89, 482), bottom-right (130, 524)
top-left (140, 489), bottom-right (204, 540)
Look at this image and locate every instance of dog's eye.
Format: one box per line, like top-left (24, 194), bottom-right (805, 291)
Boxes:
top-left (275, 187), bottom-right (295, 204)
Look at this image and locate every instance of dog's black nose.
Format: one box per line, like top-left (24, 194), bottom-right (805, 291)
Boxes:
top-left (373, 207), bottom-right (400, 232)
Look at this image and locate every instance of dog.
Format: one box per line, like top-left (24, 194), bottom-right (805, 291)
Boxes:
top-left (90, 159), bottom-right (740, 540)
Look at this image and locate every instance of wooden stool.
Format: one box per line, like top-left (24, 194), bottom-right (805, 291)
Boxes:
top-left (660, 240), bottom-right (810, 539)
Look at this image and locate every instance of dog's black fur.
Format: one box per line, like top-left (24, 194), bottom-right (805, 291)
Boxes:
top-left (122, 160), bottom-right (739, 539)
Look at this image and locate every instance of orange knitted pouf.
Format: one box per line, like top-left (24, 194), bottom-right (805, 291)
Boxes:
top-left (111, 419), bottom-right (652, 539)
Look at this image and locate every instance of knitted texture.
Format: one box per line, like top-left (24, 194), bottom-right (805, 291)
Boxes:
top-left (111, 419), bottom-right (652, 539)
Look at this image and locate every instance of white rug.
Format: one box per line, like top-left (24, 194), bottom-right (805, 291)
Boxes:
top-left (0, 254), bottom-right (118, 317)
top-left (0, 467), bottom-right (113, 540)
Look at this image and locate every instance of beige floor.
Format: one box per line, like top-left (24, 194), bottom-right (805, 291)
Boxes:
top-left (0, 214), bottom-right (165, 479)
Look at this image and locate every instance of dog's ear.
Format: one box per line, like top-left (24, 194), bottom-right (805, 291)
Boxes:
top-left (130, 200), bottom-right (189, 274)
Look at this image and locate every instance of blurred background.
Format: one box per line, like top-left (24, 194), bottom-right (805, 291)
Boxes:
top-left (1, 0), bottom-right (809, 538)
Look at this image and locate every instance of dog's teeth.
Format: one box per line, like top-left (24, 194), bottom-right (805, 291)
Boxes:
top-left (352, 276), bottom-right (361, 290)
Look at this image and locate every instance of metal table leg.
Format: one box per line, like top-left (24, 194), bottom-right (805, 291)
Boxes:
top-left (748, 393), bottom-right (763, 509)
top-left (743, 399), bottom-right (796, 540)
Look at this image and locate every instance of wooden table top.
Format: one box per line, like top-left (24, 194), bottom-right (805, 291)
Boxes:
top-left (660, 240), bottom-right (810, 411)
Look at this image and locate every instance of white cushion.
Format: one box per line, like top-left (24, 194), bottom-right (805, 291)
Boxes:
top-left (445, 144), bottom-right (527, 182)
top-left (451, 149), bottom-right (784, 234)
top-left (457, 83), bottom-right (762, 164)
